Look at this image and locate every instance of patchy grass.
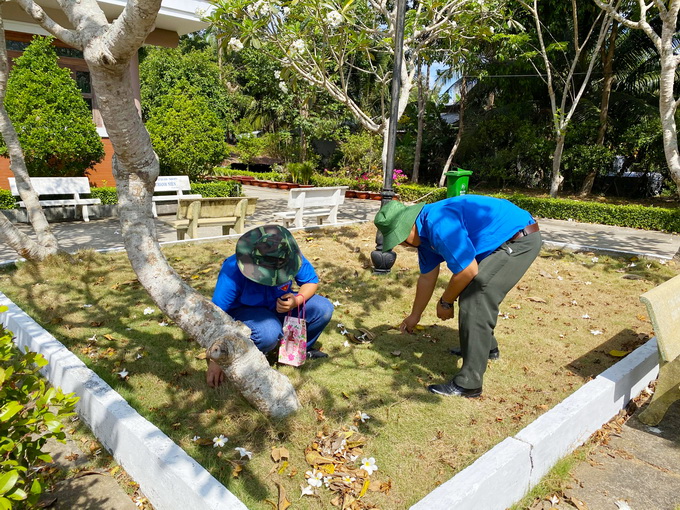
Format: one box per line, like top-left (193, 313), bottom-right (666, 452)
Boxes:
top-left (0, 222), bottom-right (677, 509)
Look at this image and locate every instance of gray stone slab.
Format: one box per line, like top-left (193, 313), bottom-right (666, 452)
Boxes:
top-left (49, 475), bottom-right (138, 510)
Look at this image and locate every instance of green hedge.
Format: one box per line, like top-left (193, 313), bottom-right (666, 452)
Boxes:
top-left (0, 189), bottom-right (16, 209)
top-left (88, 181), bottom-right (241, 206)
top-left (495, 193), bottom-right (680, 233)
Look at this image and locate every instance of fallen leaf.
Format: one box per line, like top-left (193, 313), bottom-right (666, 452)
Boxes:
top-left (391, 351), bottom-right (401, 356)
top-left (232, 464), bottom-right (243, 478)
top-left (305, 449), bottom-right (335, 465)
top-left (527, 296), bottom-right (547, 303)
top-left (569, 495), bottom-right (588, 510)
top-left (609, 350), bottom-right (631, 358)
top-left (271, 447), bottom-right (290, 463)
top-left (314, 408), bottom-right (326, 422)
top-left (275, 482), bottom-right (291, 510)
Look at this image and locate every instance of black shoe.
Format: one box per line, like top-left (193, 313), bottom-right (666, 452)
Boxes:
top-left (428, 380), bottom-right (482, 398)
top-left (306, 349), bottom-right (328, 359)
top-left (450, 347), bottom-right (500, 360)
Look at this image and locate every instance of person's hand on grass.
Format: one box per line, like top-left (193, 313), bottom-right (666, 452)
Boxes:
top-left (400, 314), bottom-right (420, 334)
top-left (276, 293), bottom-right (300, 313)
top-left (206, 360), bottom-right (225, 388)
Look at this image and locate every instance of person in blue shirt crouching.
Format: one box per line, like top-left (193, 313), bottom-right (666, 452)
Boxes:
top-left (208, 224), bottom-right (334, 387)
top-left (374, 195), bottom-right (541, 398)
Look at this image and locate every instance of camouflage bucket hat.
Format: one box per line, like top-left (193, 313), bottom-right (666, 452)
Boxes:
top-left (236, 225), bottom-right (302, 286)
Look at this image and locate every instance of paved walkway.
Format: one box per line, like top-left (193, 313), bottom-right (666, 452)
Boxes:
top-left (3, 186), bottom-right (680, 509)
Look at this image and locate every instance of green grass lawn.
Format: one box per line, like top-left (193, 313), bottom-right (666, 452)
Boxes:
top-left (0, 222), bottom-right (676, 509)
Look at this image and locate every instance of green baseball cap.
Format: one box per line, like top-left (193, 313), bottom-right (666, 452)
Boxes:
top-left (235, 225), bottom-right (302, 286)
top-left (374, 200), bottom-right (425, 252)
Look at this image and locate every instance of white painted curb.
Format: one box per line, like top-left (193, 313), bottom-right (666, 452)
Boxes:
top-left (0, 291), bottom-right (247, 510)
top-left (411, 337), bottom-right (659, 510)
top-left (0, 289), bottom-right (661, 510)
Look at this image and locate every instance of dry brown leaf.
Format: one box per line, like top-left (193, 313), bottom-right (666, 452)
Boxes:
top-left (232, 464), bottom-right (243, 478)
top-left (305, 449), bottom-right (335, 465)
top-left (569, 496), bottom-right (588, 510)
top-left (314, 408), bottom-right (327, 422)
top-left (271, 447), bottom-right (290, 463)
top-left (275, 482), bottom-right (291, 510)
top-left (527, 296), bottom-right (547, 303)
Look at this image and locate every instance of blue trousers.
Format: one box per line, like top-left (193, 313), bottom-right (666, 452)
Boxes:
top-left (228, 294), bottom-right (334, 353)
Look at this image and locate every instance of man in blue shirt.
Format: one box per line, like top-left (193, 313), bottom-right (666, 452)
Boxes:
top-left (208, 225), bottom-right (334, 387)
top-left (374, 196), bottom-right (541, 398)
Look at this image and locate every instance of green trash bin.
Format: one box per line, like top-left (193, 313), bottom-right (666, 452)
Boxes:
top-left (445, 168), bottom-right (473, 197)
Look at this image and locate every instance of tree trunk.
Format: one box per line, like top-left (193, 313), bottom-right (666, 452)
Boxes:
top-left (581, 22), bottom-right (618, 197)
top-left (0, 13), bottom-right (59, 259)
top-left (412, 61), bottom-right (426, 184)
top-left (658, 31), bottom-right (680, 199)
top-left (549, 132), bottom-right (566, 198)
top-left (439, 74), bottom-right (467, 187)
top-left (86, 59), bottom-right (300, 418)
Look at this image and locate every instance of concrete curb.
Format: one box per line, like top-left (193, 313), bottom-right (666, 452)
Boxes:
top-left (0, 291), bottom-right (247, 510)
top-left (542, 240), bottom-right (673, 261)
top-left (411, 338), bottom-right (659, 510)
top-left (0, 289), bottom-right (661, 510)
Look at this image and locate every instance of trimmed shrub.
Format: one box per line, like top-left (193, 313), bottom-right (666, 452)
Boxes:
top-left (287, 162), bottom-right (315, 185)
top-left (0, 314), bottom-right (78, 508)
top-left (146, 82), bottom-right (228, 179)
top-left (90, 187), bottom-right (117, 205)
top-left (190, 181), bottom-right (241, 198)
top-left (0, 36), bottom-right (104, 177)
top-left (0, 190), bottom-right (16, 210)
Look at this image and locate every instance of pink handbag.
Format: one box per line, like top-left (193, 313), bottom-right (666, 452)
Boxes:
top-left (278, 296), bottom-right (307, 367)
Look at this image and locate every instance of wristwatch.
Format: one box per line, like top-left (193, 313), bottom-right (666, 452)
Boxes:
top-left (439, 297), bottom-right (454, 309)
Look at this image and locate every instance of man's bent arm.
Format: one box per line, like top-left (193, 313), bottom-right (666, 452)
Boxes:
top-left (441, 260), bottom-right (478, 303)
top-left (411, 266), bottom-right (440, 317)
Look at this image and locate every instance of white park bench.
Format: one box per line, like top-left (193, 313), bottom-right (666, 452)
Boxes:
top-left (638, 274), bottom-right (680, 426)
top-left (151, 175), bottom-right (202, 218)
top-left (273, 186), bottom-right (348, 228)
top-left (9, 177), bottom-right (101, 222)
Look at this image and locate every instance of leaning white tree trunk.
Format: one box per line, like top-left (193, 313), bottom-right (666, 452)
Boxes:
top-left (16, 0), bottom-right (300, 418)
top-left (0, 7), bottom-right (60, 259)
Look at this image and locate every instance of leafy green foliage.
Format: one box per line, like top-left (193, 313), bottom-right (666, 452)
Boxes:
top-left (0, 317), bottom-right (78, 508)
top-left (0, 192), bottom-right (16, 210)
top-left (338, 132), bottom-right (383, 175)
top-left (235, 135), bottom-right (270, 170)
top-left (90, 187), bottom-right (118, 205)
top-left (0, 36), bottom-right (104, 177)
top-left (140, 46), bottom-right (234, 129)
top-left (287, 162), bottom-right (315, 185)
top-left (190, 181), bottom-right (241, 198)
top-left (146, 83), bottom-right (228, 179)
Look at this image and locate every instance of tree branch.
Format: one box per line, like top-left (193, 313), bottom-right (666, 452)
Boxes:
top-left (14, 0), bottom-right (80, 48)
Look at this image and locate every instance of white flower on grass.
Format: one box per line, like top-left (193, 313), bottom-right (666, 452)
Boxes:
top-left (143, 307), bottom-right (155, 315)
top-left (135, 353), bottom-right (143, 360)
top-left (359, 412), bottom-right (371, 423)
top-left (342, 475), bottom-right (355, 484)
top-left (628, 262), bottom-right (637, 268)
top-left (213, 435), bottom-right (228, 447)
top-left (582, 314), bottom-right (591, 319)
top-left (323, 476), bottom-right (331, 487)
top-left (117, 368), bottom-right (129, 379)
top-left (305, 469), bottom-right (323, 487)
top-left (291, 38), bottom-right (306, 56)
top-left (158, 321), bottom-right (169, 327)
top-left (235, 447), bottom-right (252, 459)
top-left (557, 276), bottom-right (563, 281)
top-left (82, 304), bottom-right (93, 308)
top-left (333, 300), bottom-right (341, 307)
top-left (360, 457), bottom-right (378, 475)
top-left (592, 257), bottom-right (599, 263)
top-left (228, 37), bottom-right (244, 52)
top-left (326, 10), bottom-right (343, 27)
top-left (192, 435), bottom-right (200, 442)
top-left (278, 81), bottom-right (288, 93)
top-left (590, 330), bottom-right (603, 336)
top-left (348, 454), bottom-right (358, 462)
top-left (344, 340), bottom-right (350, 347)
top-left (87, 334), bottom-right (97, 342)
top-left (584, 281), bottom-right (592, 285)
top-left (300, 485), bottom-right (315, 497)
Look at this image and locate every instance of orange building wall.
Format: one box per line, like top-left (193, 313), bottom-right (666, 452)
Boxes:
top-left (0, 137), bottom-right (116, 190)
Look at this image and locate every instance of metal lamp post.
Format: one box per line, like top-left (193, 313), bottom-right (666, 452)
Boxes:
top-left (371, 0), bottom-right (406, 274)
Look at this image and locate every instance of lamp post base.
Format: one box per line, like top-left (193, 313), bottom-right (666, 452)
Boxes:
top-left (371, 248), bottom-right (396, 274)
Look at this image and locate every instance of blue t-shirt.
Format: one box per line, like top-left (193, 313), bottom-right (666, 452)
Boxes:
top-left (212, 255), bottom-right (319, 312)
top-left (415, 195), bottom-right (534, 274)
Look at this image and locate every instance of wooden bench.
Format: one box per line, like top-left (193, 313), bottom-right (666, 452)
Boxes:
top-left (151, 175), bottom-right (202, 218)
top-left (9, 177), bottom-right (101, 222)
top-left (273, 186), bottom-right (348, 228)
top-left (162, 197), bottom-right (258, 240)
top-left (638, 273), bottom-right (680, 425)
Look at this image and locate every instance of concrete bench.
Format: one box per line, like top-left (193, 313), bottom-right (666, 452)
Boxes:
top-left (162, 197), bottom-right (258, 240)
top-left (9, 177), bottom-right (101, 222)
top-left (638, 273), bottom-right (680, 425)
top-left (151, 175), bottom-right (202, 218)
top-left (273, 186), bottom-right (348, 228)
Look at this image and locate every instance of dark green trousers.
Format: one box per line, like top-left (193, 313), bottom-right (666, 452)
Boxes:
top-left (454, 232), bottom-right (542, 389)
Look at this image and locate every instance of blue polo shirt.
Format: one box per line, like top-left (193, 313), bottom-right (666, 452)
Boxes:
top-left (212, 255), bottom-right (319, 312)
top-left (415, 195), bottom-right (534, 274)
